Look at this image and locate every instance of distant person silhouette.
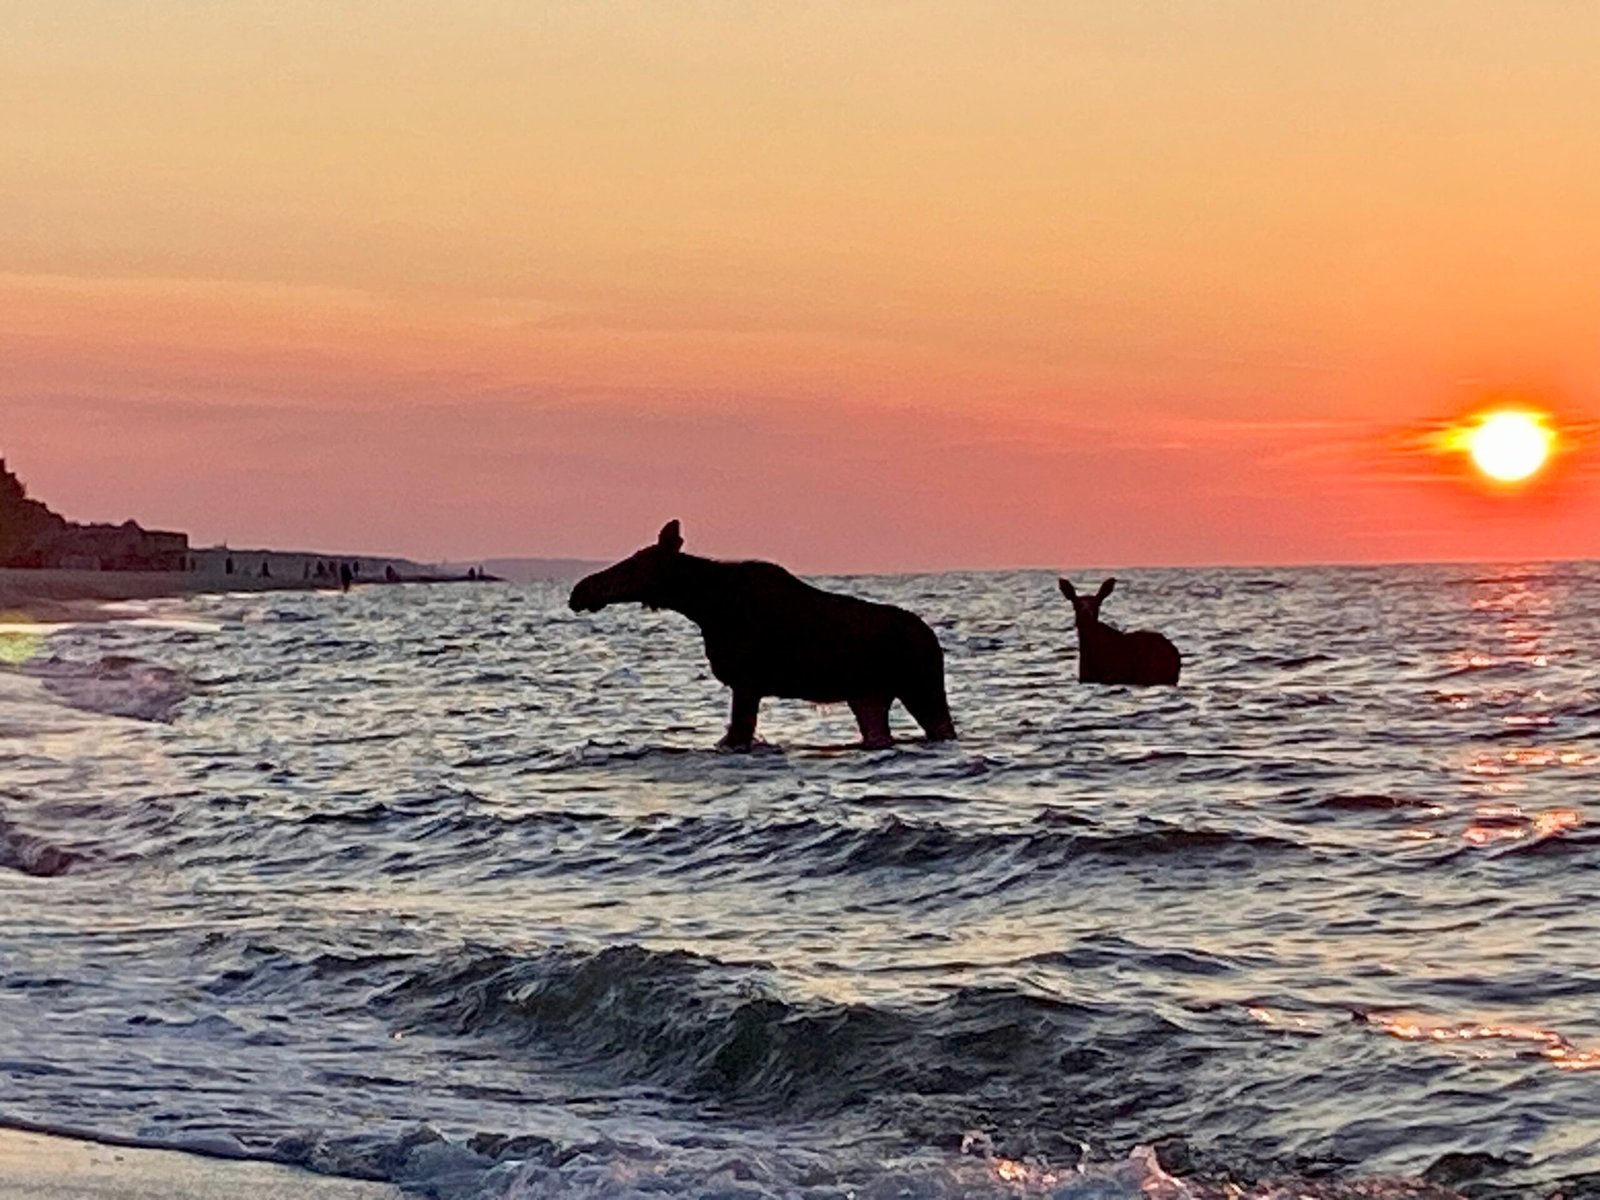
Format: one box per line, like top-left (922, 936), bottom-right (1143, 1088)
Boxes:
top-left (339, 562), bottom-right (353, 593)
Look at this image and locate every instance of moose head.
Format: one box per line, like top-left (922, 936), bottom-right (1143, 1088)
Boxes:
top-left (1058, 577), bottom-right (1116, 629)
top-left (568, 520), bottom-right (685, 612)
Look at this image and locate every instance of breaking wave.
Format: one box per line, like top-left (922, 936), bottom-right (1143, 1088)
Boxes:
top-left (23, 654), bottom-right (192, 722)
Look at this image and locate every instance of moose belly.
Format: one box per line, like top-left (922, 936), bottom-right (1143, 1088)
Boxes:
top-left (704, 628), bottom-right (894, 701)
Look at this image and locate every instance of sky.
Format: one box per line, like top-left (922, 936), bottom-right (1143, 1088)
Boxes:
top-left (4, 2), bottom-right (1599, 572)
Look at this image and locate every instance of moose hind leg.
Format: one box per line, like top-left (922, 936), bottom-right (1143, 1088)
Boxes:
top-left (900, 682), bottom-right (957, 741)
top-left (718, 689), bottom-right (761, 751)
top-left (848, 696), bottom-right (894, 749)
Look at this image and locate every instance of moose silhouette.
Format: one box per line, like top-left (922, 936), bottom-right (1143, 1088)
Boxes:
top-left (1059, 577), bottom-right (1181, 685)
top-left (570, 521), bottom-right (957, 749)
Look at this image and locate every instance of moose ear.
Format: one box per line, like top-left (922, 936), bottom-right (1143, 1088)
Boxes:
top-left (1058, 579), bottom-right (1077, 599)
top-left (657, 520), bottom-right (683, 553)
top-left (1097, 577), bottom-right (1117, 600)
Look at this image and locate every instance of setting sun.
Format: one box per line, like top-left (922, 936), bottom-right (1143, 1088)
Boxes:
top-left (1444, 410), bottom-right (1557, 485)
top-left (1469, 412), bottom-right (1554, 483)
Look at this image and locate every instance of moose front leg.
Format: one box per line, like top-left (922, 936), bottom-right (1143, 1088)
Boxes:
top-left (718, 688), bottom-right (761, 750)
top-left (848, 696), bottom-right (894, 750)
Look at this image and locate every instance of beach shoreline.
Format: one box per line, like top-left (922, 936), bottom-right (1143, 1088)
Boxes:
top-left (0, 568), bottom-right (392, 622)
top-left (0, 1127), bottom-right (399, 1200)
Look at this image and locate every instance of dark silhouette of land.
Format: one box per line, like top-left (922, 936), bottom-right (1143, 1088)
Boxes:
top-left (570, 520), bottom-right (957, 749)
top-left (1, 457), bottom-right (187, 571)
top-left (1059, 577), bottom-right (1181, 685)
top-left (0, 456), bottom-right (492, 613)
top-left (442, 557), bottom-right (601, 583)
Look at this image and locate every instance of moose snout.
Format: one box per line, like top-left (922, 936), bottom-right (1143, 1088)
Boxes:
top-left (568, 581), bottom-right (603, 612)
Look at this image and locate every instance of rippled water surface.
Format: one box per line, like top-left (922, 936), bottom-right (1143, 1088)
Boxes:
top-left (2, 565), bottom-right (1598, 1198)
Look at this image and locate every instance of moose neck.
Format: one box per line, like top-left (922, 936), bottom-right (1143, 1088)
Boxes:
top-left (654, 553), bottom-right (739, 629)
top-left (1078, 615), bottom-right (1115, 646)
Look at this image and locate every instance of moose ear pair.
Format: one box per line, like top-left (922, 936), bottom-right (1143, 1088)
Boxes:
top-left (1058, 578), bottom-right (1116, 600)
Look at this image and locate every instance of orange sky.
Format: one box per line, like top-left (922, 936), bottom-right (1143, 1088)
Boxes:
top-left (4, 3), bottom-right (1599, 571)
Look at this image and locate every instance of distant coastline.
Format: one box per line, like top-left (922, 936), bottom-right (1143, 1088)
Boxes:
top-left (0, 567), bottom-right (349, 621)
top-left (437, 557), bottom-right (602, 584)
top-left (0, 455), bottom-right (509, 619)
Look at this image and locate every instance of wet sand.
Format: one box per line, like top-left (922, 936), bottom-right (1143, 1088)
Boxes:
top-left (0, 1128), bottom-right (399, 1200)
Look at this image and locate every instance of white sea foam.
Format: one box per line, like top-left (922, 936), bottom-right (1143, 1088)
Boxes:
top-left (473, 1143), bottom-right (1194, 1200)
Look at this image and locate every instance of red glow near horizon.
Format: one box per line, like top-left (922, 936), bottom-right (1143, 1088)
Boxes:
top-left (4, 6), bottom-right (1600, 569)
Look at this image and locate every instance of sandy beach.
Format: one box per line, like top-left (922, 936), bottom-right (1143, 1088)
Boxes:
top-left (0, 1128), bottom-right (399, 1200)
top-left (0, 569), bottom-right (340, 621)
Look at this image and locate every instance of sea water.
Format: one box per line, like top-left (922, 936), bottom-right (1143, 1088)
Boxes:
top-left (1, 565), bottom-right (1596, 1198)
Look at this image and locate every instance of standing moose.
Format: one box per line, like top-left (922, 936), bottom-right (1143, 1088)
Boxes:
top-left (1059, 577), bottom-right (1181, 685)
top-left (569, 521), bottom-right (957, 749)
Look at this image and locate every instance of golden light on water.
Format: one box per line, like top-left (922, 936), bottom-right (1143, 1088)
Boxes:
top-left (990, 1157), bottom-right (1061, 1188)
top-left (0, 612), bottom-right (46, 666)
top-left (1459, 803), bottom-right (1582, 847)
top-left (1367, 1013), bottom-right (1600, 1073)
top-left (1547, 1046), bottom-right (1600, 1072)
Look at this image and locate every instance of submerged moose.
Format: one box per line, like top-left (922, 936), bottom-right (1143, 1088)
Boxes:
top-left (570, 521), bottom-right (1180, 748)
top-left (1058, 577), bottom-right (1181, 685)
top-left (569, 521), bottom-right (958, 749)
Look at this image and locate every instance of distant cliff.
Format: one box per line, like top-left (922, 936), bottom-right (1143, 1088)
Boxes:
top-left (0, 458), bottom-right (70, 566)
top-left (0, 458), bottom-right (189, 571)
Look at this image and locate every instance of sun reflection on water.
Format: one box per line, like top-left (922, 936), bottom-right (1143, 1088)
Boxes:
top-left (1366, 1013), bottom-right (1600, 1073)
top-left (990, 1156), bottom-right (1062, 1189)
top-left (1459, 803), bottom-right (1582, 847)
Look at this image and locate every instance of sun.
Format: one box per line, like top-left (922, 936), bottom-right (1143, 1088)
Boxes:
top-left (1458, 410), bottom-right (1555, 484)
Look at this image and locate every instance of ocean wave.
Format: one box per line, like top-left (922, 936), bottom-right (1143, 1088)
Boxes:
top-left (7, 565), bottom-right (1600, 1200)
top-left (650, 812), bottom-right (1298, 877)
top-left (0, 811), bottom-right (78, 876)
top-left (22, 654), bottom-right (192, 722)
top-left (372, 940), bottom-right (1197, 1140)
top-left (0, 1115), bottom-right (1498, 1200)
top-left (481, 1139), bottom-right (1495, 1200)
top-left (246, 802), bottom-right (1301, 886)
top-left (483, 1141), bottom-right (1197, 1200)
top-left (1309, 793), bottom-right (1438, 812)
